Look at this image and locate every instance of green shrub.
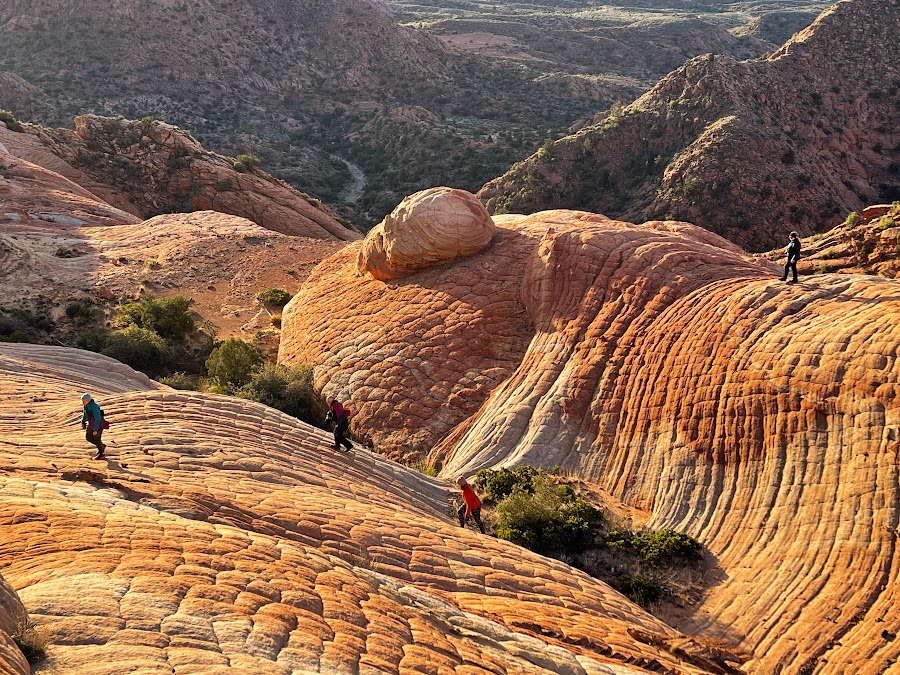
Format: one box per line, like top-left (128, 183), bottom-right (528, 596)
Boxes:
top-left (0, 110), bottom-right (23, 133)
top-left (605, 527), bottom-right (702, 566)
top-left (0, 315), bottom-right (35, 343)
top-left (844, 211), bottom-right (861, 229)
top-left (12, 619), bottom-right (47, 663)
top-left (116, 296), bottom-right (194, 340)
top-left (159, 371), bottom-right (200, 390)
top-left (612, 574), bottom-right (662, 606)
top-left (256, 288), bottom-right (292, 307)
top-left (234, 153), bottom-right (261, 172)
top-left (65, 298), bottom-right (97, 322)
top-left (236, 362), bottom-right (321, 424)
top-left (495, 475), bottom-right (600, 554)
top-left (102, 326), bottom-right (171, 375)
top-left (206, 338), bottom-right (264, 391)
top-left (76, 327), bottom-right (110, 352)
top-left (475, 465), bottom-right (541, 502)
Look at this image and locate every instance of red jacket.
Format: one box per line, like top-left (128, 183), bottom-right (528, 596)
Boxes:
top-left (461, 484), bottom-right (481, 516)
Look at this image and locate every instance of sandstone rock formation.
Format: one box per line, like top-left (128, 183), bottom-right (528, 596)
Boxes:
top-left (0, 343), bottom-right (726, 674)
top-left (772, 202), bottom-right (900, 279)
top-left (479, 0), bottom-right (900, 251)
top-left (27, 115), bottom-right (359, 240)
top-left (357, 187), bottom-right (495, 281)
top-left (0, 574), bottom-right (29, 675)
top-left (280, 204), bottom-right (900, 673)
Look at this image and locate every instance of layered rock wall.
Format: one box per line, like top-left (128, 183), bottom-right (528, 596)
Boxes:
top-left (282, 205), bottom-right (900, 673)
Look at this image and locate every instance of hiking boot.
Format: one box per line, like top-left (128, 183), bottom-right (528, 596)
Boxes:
top-left (787, 279), bottom-right (798, 284)
top-left (94, 450), bottom-right (106, 460)
top-left (779, 277), bottom-right (786, 282)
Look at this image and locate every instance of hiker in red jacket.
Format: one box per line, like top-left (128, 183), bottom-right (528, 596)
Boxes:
top-left (325, 396), bottom-right (353, 452)
top-left (456, 476), bottom-right (486, 533)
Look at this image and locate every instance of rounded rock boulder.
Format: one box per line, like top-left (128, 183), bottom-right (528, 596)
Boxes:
top-left (356, 187), bottom-right (495, 280)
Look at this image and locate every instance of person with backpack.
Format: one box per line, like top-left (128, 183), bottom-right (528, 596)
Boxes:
top-left (781, 231), bottom-right (801, 284)
top-left (81, 393), bottom-right (107, 459)
top-left (456, 477), bottom-right (486, 534)
top-left (325, 396), bottom-right (353, 452)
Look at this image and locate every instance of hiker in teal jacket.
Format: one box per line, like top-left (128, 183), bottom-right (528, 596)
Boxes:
top-left (81, 393), bottom-right (107, 459)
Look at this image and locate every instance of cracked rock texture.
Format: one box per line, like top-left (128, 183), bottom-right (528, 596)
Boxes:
top-left (0, 343), bottom-right (720, 675)
top-left (357, 187), bottom-right (495, 281)
top-left (281, 206), bottom-right (900, 673)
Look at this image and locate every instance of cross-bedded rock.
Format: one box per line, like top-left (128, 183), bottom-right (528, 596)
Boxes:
top-left (357, 187), bottom-right (495, 281)
top-left (0, 343), bottom-right (721, 674)
top-left (281, 204), bottom-right (900, 673)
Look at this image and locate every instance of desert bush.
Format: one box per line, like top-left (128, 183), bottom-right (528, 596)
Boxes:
top-left (495, 475), bottom-right (600, 554)
top-left (0, 315), bottom-right (33, 343)
top-left (236, 362), bottom-right (322, 425)
top-left (76, 327), bottom-right (110, 352)
top-left (65, 298), bottom-right (97, 322)
top-left (159, 371), bottom-right (200, 390)
top-left (844, 211), bottom-right (861, 229)
top-left (256, 288), bottom-right (292, 306)
top-left (206, 338), bottom-right (263, 391)
top-left (474, 465), bottom-right (541, 503)
top-left (117, 296), bottom-right (194, 340)
top-left (611, 574), bottom-right (662, 606)
top-left (102, 326), bottom-right (171, 376)
top-left (605, 527), bottom-right (702, 566)
top-left (234, 153), bottom-right (261, 172)
top-left (12, 619), bottom-right (47, 663)
top-left (0, 110), bottom-right (23, 132)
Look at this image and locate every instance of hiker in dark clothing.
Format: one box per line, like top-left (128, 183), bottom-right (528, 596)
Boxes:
top-left (81, 392), bottom-right (106, 459)
top-left (325, 396), bottom-right (353, 452)
top-left (456, 477), bottom-right (486, 534)
top-left (781, 231), bottom-right (801, 284)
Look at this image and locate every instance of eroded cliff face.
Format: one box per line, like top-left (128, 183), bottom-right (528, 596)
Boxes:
top-left (0, 574), bottom-right (29, 675)
top-left (479, 0), bottom-right (900, 252)
top-left (281, 203), bottom-right (900, 673)
top-left (0, 343), bottom-right (726, 675)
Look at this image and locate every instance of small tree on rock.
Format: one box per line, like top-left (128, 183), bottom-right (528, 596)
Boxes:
top-left (206, 339), bottom-right (263, 391)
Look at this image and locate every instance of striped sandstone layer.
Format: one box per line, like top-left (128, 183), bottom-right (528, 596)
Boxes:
top-left (280, 207), bottom-right (900, 673)
top-left (0, 343), bottom-right (727, 675)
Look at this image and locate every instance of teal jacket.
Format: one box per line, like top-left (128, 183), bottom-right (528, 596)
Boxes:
top-left (81, 399), bottom-right (103, 432)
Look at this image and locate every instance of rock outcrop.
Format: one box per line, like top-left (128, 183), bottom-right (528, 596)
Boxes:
top-left (772, 202), bottom-right (900, 279)
top-left (0, 342), bottom-right (726, 675)
top-left (357, 187), bottom-right (495, 281)
top-left (26, 115), bottom-right (359, 240)
top-left (0, 574), bottom-right (29, 675)
top-left (281, 204), bottom-right (900, 673)
top-left (479, 0), bottom-right (900, 251)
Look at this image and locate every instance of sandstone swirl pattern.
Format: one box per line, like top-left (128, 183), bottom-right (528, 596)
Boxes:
top-left (0, 344), bottom-right (725, 674)
top-left (281, 208), bottom-right (900, 673)
top-left (357, 187), bottom-right (495, 281)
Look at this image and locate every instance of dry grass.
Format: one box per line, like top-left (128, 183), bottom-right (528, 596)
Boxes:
top-left (12, 619), bottom-right (48, 663)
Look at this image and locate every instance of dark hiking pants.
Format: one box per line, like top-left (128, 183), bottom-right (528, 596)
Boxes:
top-left (458, 503), bottom-right (485, 533)
top-left (86, 427), bottom-right (105, 452)
top-left (333, 421), bottom-right (352, 451)
top-left (783, 259), bottom-right (798, 282)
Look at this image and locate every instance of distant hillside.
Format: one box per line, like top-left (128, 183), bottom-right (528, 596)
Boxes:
top-left (0, 0), bottom-right (777, 226)
top-left (479, 0), bottom-right (900, 251)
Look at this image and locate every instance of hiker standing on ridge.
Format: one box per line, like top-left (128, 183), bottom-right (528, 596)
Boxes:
top-left (325, 396), bottom-right (353, 452)
top-left (456, 477), bottom-right (486, 534)
top-left (81, 393), bottom-right (107, 460)
top-left (781, 231), bottom-right (801, 284)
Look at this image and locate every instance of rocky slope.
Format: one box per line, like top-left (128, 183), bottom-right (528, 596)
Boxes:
top-left (0, 120), bottom-right (349, 341)
top-left (7, 115), bottom-right (359, 240)
top-left (771, 202), bottom-right (900, 278)
top-left (280, 189), bottom-right (900, 673)
top-left (479, 0), bottom-right (900, 252)
top-left (0, 0), bottom-right (783, 226)
top-left (0, 343), bottom-right (733, 675)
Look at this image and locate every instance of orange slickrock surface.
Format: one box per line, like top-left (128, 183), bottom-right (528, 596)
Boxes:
top-left (0, 343), bottom-right (722, 675)
top-left (280, 203), bottom-right (900, 673)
